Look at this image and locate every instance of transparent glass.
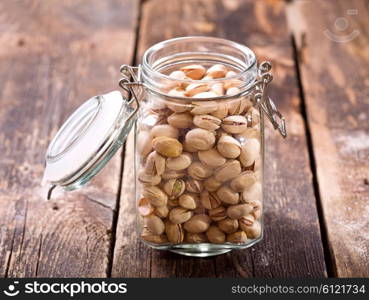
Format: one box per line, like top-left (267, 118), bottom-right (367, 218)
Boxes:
top-left (135, 37), bottom-right (264, 257)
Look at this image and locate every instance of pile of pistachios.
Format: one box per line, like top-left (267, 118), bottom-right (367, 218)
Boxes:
top-left (137, 63), bottom-right (262, 245)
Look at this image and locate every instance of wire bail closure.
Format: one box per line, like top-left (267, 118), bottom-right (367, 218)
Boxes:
top-left (253, 61), bottom-right (287, 138)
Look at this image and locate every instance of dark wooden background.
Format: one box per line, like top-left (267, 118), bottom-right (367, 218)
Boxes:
top-left (0, 0), bottom-right (368, 278)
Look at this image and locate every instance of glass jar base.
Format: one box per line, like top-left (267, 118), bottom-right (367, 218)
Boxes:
top-left (170, 248), bottom-right (231, 257)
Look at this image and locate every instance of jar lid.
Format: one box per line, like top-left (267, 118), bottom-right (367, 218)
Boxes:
top-left (42, 91), bottom-right (136, 191)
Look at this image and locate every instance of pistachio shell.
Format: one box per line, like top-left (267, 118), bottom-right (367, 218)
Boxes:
top-left (167, 112), bottom-right (193, 128)
top-left (145, 151), bottom-right (165, 176)
top-left (166, 153), bottom-right (192, 170)
top-left (226, 86), bottom-right (241, 96)
top-left (138, 170), bottom-right (161, 185)
top-left (185, 178), bottom-right (204, 193)
top-left (141, 228), bottom-right (168, 244)
top-left (214, 159), bottom-right (241, 182)
top-left (169, 207), bottom-right (193, 224)
top-left (242, 182), bottom-right (262, 203)
top-left (240, 220), bottom-right (261, 239)
top-left (138, 198), bottom-right (154, 216)
top-left (204, 176), bottom-right (222, 192)
top-left (190, 100), bottom-right (218, 114)
top-left (183, 214), bottom-right (211, 233)
top-left (180, 64), bottom-right (206, 80)
top-left (186, 232), bottom-right (208, 243)
top-left (151, 124), bottom-right (179, 139)
top-left (185, 128), bottom-right (215, 151)
top-left (137, 131), bottom-right (152, 157)
top-left (221, 115), bottom-right (248, 134)
top-left (192, 91), bottom-right (218, 99)
top-left (206, 64), bottom-right (227, 79)
top-left (193, 114), bottom-right (221, 131)
top-left (206, 225), bottom-right (226, 243)
top-left (216, 185), bottom-right (240, 205)
top-left (239, 138), bottom-right (260, 167)
top-left (200, 190), bottom-right (221, 209)
top-left (208, 206), bottom-right (227, 221)
top-left (227, 231), bottom-right (247, 243)
top-left (144, 215), bottom-right (165, 235)
top-left (163, 178), bottom-right (186, 199)
top-left (179, 193), bottom-right (198, 210)
top-left (211, 102), bottom-right (228, 119)
top-left (153, 136), bottom-right (183, 157)
top-left (198, 148), bottom-right (226, 168)
top-left (154, 205), bottom-right (169, 218)
top-left (217, 135), bottom-right (241, 158)
top-left (185, 83), bottom-right (210, 97)
top-left (165, 221), bottom-right (185, 243)
top-left (211, 82), bottom-right (225, 96)
top-left (226, 203), bottom-right (254, 219)
top-left (142, 186), bottom-right (168, 207)
top-left (230, 171), bottom-right (257, 192)
top-left (162, 169), bottom-right (186, 179)
top-left (218, 218), bottom-right (239, 234)
top-left (188, 161), bottom-right (213, 180)
top-left (227, 98), bottom-right (252, 115)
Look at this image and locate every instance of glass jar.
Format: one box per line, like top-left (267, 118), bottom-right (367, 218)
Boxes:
top-left (43, 36), bottom-right (286, 257)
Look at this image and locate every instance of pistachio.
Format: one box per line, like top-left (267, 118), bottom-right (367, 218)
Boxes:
top-left (239, 138), bottom-right (260, 167)
top-left (183, 214), bottom-right (211, 233)
top-left (141, 228), bottom-right (168, 244)
top-left (142, 186), bottom-right (168, 207)
top-left (226, 70), bottom-right (237, 78)
top-left (167, 112), bottom-right (193, 128)
top-left (221, 115), bottom-right (248, 134)
top-left (216, 185), bottom-right (240, 205)
top-left (211, 83), bottom-right (225, 96)
top-left (185, 128), bottom-right (215, 150)
top-left (165, 221), bottom-right (184, 243)
top-left (246, 107), bottom-right (260, 127)
top-left (188, 161), bottom-right (213, 180)
top-left (198, 148), bottom-right (226, 168)
top-left (179, 193), bottom-right (198, 210)
top-left (151, 124), bottom-right (179, 139)
top-left (145, 151), bottom-right (165, 176)
top-left (227, 203), bottom-right (254, 219)
top-left (217, 218), bottom-right (239, 234)
top-left (169, 207), bottom-right (193, 224)
top-left (138, 198), bottom-right (154, 216)
top-left (208, 206), bottom-right (227, 221)
top-left (167, 99), bottom-right (191, 113)
top-left (138, 170), bottom-right (161, 185)
top-left (137, 131), bottom-right (152, 157)
top-left (204, 176), bottom-right (222, 192)
top-left (190, 100), bottom-right (218, 114)
top-left (193, 114), bottom-right (221, 131)
top-left (200, 190), bottom-right (221, 209)
top-left (227, 98), bottom-right (252, 115)
top-left (166, 152), bottom-right (192, 170)
top-left (183, 140), bottom-right (198, 152)
top-left (239, 214), bottom-right (255, 228)
top-left (235, 127), bottom-right (260, 141)
top-left (185, 83), bottom-right (210, 97)
top-left (185, 178), bottom-right (204, 193)
top-left (211, 102), bottom-right (228, 119)
top-left (206, 225), bottom-right (226, 243)
top-left (241, 182), bottom-right (262, 203)
top-left (192, 91), bottom-right (218, 99)
top-left (168, 87), bottom-right (186, 97)
top-left (168, 198), bottom-right (179, 207)
top-left (168, 70), bottom-right (187, 80)
top-left (206, 64), bottom-right (227, 78)
top-left (226, 86), bottom-right (241, 96)
top-left (154, 205), bottom-right (169, 218)
top-left (153, 136), bottom-right (183, 157)
top-left (227, 231), bottom-right (247, 243)
top-left (163, 179), bottom-right (186, 199)
top-left (162, 169), bottom-right (186, 179)
top-left (144, 214), bottom-right (165, 235)
top-left (186, 232), bottom-right (208, 243)
top-left (214, 159), bottom-right (241, 182)
top-left (252, 200), bottom-right (262, 219)
top-left (240, 220), bottom-right (261, 239)
top-left (180, 64), bottom-right (206, 80)
top-left (224, 79), bottom-right (243, 90)
top-left (230, 171), bottom-right (257, 192)
top-left (141, 113), bottom-right (167, 130)
top-left (217, 135), bottom-right (241, 158)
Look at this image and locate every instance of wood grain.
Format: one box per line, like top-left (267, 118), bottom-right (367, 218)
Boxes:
top-left (288, 0), bottom-right (369, 277)
top-left (0, 0), bottom-right (137, 277)
top-left (112, 0), bottom-right (327, 277)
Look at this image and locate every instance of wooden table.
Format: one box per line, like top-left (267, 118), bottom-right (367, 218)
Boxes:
top-left (0, 0), bottom-right (368, 278)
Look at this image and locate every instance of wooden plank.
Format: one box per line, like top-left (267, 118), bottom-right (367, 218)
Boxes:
top-left (0, 0), bottom-right (138, 277)
top-left (288, 0), bottom-right (369, 277)
top-left (112, 0), bottom-right (327, 277)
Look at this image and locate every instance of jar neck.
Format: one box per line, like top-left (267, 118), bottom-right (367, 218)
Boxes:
top-left (141, 36), bottom-right (258, 98)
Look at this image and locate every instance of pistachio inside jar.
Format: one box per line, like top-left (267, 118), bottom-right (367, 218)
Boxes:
top-left (135, 37), bottom-right (266, 257)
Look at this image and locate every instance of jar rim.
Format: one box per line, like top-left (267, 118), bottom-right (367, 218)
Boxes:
top-left (142, 36), bottom-right (257, 84)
